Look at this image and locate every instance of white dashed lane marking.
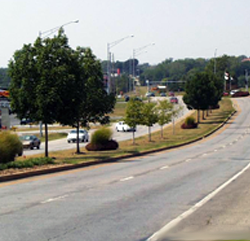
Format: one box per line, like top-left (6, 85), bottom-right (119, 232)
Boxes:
top-left (120, 176), bottom-right (134, 182)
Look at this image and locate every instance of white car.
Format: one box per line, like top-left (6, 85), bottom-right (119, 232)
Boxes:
top-left (115, 121), bottom-right (136, 132)
top-left (67, 129), bottom-right (89, 143)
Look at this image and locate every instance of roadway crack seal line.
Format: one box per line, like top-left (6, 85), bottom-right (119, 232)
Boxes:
top-left (147, 161), bottom-right (250, 241)
top-left (41, 195), bottom-right (68, 204)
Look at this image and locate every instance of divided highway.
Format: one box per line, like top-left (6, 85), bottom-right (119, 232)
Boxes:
top-left (1, 98), bottom-right (250, 240)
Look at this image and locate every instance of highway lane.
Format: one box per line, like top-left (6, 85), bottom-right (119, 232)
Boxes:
top-left (1, 98), bottom-right (249, 241)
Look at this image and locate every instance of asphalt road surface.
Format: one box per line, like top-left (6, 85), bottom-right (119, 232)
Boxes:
top-left (1, 98), bottom-right (250, 241)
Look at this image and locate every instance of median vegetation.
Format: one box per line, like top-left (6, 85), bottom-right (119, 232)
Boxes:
top-left (0, 97), bottom-right (233, 175)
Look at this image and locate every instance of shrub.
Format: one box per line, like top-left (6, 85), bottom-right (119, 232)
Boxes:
top-left (91, 127), bottom-right (113, 145)
top-left (0, 131), bottom-right (23, 164)
top-left (185, 116), bottom-right (196, 126)
top-left (182, 116), bottom-right (198, 129)
top-left (86, 140), bottom-right (119, 151)
top-left (86, 127), bottom-right (118, 151)
top-left (0, 157), bottom-right (55, 171)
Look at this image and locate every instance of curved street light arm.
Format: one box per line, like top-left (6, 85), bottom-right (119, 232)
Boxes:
top-left (39, 20), bottom-right (79, 38)
top-left (108, 34), bottom-right (134, 49)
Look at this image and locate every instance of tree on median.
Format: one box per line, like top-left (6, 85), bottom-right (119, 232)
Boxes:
top-left (156, 99), bottom-right (173, 139)
top-left (124, 98), bottom-right (144, 145)
top-left (9, 29), bottom-right (76, 157)
top-left (57, 47), bottom-right (116, 154)
top-left (141, 102), bottom-right (158, 142)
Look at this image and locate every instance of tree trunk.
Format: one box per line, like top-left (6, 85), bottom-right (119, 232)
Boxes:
top-left (45, 122), bottom-right (48, 157)
top-left (161, 125), bottom-right (163, 139)
top-left (172, 118), bottom-right (175, 135)
top-left (202, 110), bottom-right (205, 120)
top-left (148, 126), bottom-right (151, 142)
top-left (197, 110), bottom-right (200, 123)
top-left (76, 122), bottom-right (80, 154)
top-left (132, 130), bottom-right (135, 145)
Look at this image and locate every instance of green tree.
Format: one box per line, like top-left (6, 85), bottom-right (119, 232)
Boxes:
top-left (183, 72), bottom-right (217, 123)
top-left (9, 29), bottom-right (116, 156)
top-left (9, 30), bottom-right (76, 157)
top-left (156, 99), bottom-right (173, 138)
top-left (124, 98), bottom-right (144, 144)
top-left (61, 47), bottom-right (115, 154)
top-left (141, 102), bottom-right (158, 142)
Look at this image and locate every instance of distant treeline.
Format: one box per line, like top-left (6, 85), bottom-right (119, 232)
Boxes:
top-left (102, 55), bottom-right (250, 92)
top-left (2, 55), bottom-right (250, 91)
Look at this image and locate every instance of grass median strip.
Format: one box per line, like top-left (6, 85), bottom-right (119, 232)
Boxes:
top-left (1, 98), bottom-right (235, 176)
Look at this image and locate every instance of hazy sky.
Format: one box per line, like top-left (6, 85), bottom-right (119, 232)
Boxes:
top-left (1, 0), bottom-right (250, 67)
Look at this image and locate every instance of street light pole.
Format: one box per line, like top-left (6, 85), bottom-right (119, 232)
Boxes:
top-left (39, 20), bottom-right (79, 38)
top-left (132, 43), bottom-right (155, 93)
top-left (107, 35), bottom-right (134, 94)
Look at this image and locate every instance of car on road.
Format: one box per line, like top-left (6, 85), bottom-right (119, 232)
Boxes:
top-left (145, 92), bottom-right (155, 97)
top-left (169, 91), bottom-right (175, 96)
top-left (124, 95), bottom-right (130, 102)
top-left (160, 92), bottom-right (167, 97)
top-left (67, 129), bottom-right (89, 143)
top-left (170, 97), bottom-right (178, 104)
top-left (20, 118), bottom-right (34, 125)
top-left (20, 135), bottom-right (41, 149)
top-left (115, 121), bottom-right (136, 132)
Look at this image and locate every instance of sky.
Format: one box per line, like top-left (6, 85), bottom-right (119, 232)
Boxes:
top-left (1, 0), bottom-right (250, 68)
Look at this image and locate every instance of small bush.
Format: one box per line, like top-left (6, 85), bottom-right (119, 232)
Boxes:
top-left (86, 127), bottom-right (118, 151)
top-left (0, 131), bottom-right (23, 164)
top-left (182, 116), bottom-right (198, 129)
top-left (185, 116), bottom-right (196, 126)
top-left (0, 157), bottom-right (55, 171)
top-left (86, 140), bottom-right (119, 151)
top-left (91, 127), bottom-right (113, 145)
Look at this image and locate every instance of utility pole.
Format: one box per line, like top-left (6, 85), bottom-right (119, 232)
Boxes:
top-left (245, 69), bottom-right (249, 91)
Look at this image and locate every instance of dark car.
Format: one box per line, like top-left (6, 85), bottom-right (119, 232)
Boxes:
top-left (160, 92), bottom-right (167, 97)
top-left (134, 97), bottom-right (143, 102)
top-left (20, 118), bottom-right (34, 125)
top-left (20, 135), bottom-right (41, 149)
top-left (170, 97), bottom-right (178, 104)
top-left (124, 95), bottom-right (130, 102)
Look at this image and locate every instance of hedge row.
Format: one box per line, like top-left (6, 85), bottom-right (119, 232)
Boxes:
top-left (0, 157), bottom-right (55, 171)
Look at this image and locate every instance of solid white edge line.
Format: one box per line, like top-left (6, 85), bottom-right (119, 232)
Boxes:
top-left (147, 162), bottom-right (250, 241)
top-left (120, 176), bottom-right (134, 182)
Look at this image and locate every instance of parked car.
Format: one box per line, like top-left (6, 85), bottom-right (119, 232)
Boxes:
top-left (67, 129), bottom-right (89, 143)
top-left (124, 95), bottom-right (130, 102)
top-left (160, 92), bottom-right (167, 97)
top-left (134, 97), bottom-right (143, 102)
top-left (170, 97), bottom-right (178, 104)
top-left (145, 92), bottom-right (155, 97)
top-left (20, 118), bottom-right (34, 125)
top-left (169, 91), bottom-right (175, 96)
top-left (20, 135), bottom-right (41, 149)
top-left (115, 121), bottom-right (136, 132)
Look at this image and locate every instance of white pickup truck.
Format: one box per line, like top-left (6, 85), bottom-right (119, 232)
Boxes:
top-left (115, 121), bottom-right (136, 132)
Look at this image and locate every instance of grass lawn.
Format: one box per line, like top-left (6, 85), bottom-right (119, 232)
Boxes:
top-left (17, 98), bottom-right (235, 167)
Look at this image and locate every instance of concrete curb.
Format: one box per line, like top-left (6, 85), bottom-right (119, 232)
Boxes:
top-left (0, 110), bottom-right (237, 183)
